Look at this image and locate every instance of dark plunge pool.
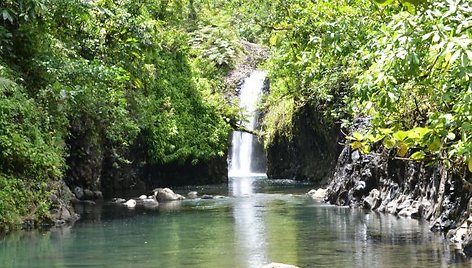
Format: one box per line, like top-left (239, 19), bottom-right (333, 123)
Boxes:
top-left (1, 175), bottom-right (470, 267)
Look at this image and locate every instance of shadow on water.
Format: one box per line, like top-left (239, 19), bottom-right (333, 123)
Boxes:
top-left (0, 176), bottom-right (471, 267)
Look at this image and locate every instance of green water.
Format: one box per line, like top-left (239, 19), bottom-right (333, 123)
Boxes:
top-left (1, 176), bottom-right (470, 268)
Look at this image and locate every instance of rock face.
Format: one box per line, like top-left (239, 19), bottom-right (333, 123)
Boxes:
top-left (326, 118), bottom-right (472, 255)
top-left (65, 130), bottom-right (228, 200)
top-left (266, 104), bottom-right (342, 182)
top-left (49, 181), bottom-right (79, 226)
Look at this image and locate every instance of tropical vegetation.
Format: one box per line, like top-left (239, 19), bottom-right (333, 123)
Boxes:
top-left (0, 0), bottom-right (470, 229)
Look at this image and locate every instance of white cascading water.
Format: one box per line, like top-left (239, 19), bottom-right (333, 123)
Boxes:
top-left (229, 70), bottom-right (266, 177)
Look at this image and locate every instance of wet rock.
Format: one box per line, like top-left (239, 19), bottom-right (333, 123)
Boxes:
top-left (386, 199), bottom-right (400, 214)
top-left (73, 186), bottom-right (84, 200)
top-left (80, 200), bottom-right (96, 205)
top-left (265, 102), bottom-right (342, 182)
top-left (142, 197), bottom-right (159, 209)
top-left (351, 181), bottom-right (366, 198)
top-left (201, 195), bottom-right (214, 199)
top-left (138, 195), bottom-right (148, 200)
top-left (84, 189), bottom-right (94, 200)
top-left (307, 188), bottom-right (328, 200)
top-left (112, 198), bottom-right (126, 204)
top-left (351, 150), bottom-right (360, 162)
top-left (398, 201), bottom-right (423, 218)
top-left (124, 199), bottom-right (136, 208)
top-left (49, 181), bottom-right (79, 226)
top-left (363, 189), bottom-right (381, 210)
top-left (188, 191), bottom-right (198, 199)
top-left (154, 188), bottom-right (185, 201)
top-left (463, 238), bottom-right (472, 256)
top-left (93, 191), bottom-right (103, 200)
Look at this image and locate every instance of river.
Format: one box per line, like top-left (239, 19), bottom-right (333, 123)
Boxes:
top-left (0, 175), bottom-right (470, 268)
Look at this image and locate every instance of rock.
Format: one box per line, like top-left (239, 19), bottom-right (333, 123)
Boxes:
top-left (73, 186), bottom-right (84, 200)
top-left (188, 191), bottom-right (198, 199)
top-left (139, 195), bottom-right (148, 200)
top-left (201, 195), bottom-right (214, 199)
top-left (386, 200), bottom-right (400, 214)
top-left (112, 198), bottom-right (126, 204)
top-left (307, 188), bottom-right (328, 200)
top-left (262, 263), bottom-right (299, 268)
top-left (353, 181), bottom-right (366, 192)
top-left (93, 191), bottom-right (103, 200)
top-left (463, 238), bottom-right (472, 257)
top-left (363, 189), bottom-right (381, 210)
top-left (214, 195), bottom-right (225, 199)
top-left (81, 200), bottom-right (96, 205)
top-left (143, 197), bottom-right (159, 209)
top-left (398, 201), bottom-right (423, 218)
top-left (49, 194), bottom-right (59, 203)
top-left (351, 150), bottom-right (361, 162)
top-left (154, 188), bottom-right (185, 201)
top-left (84, 189), bottom-right (94, 200)
top-left (124, 199), bottom-right (136, 208)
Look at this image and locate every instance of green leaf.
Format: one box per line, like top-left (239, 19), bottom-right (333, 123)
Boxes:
top-left (468, 159), bottom-right (472, 173)
top-left (383, 137), bottom-right (396, 149)
top-left (410, 127), bottom-right (431, 138)
top-left (367, 133), bottom-right (384, 143)
top-left (410, 151), bottom-right (425, 160)
top-left (393, 130), bottom-right (409, 141)
top-left (352, 131), bottom-right (364, 141)
top-left (427, 137), bottom-right (441, 152)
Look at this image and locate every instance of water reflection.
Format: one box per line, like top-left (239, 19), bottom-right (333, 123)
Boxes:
top-left (1, 177), bottom-right (471, 268)
top-left (231, 176), bottom-right (268, 267)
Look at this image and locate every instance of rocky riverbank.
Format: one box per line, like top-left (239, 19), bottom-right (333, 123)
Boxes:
top-left (302, 118), bottom-right (472, 256)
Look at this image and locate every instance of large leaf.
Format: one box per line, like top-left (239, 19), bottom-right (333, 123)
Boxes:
top-left (393, 130), bottom-right (409, 141)
top-left (397, 142), bottom-right (409, 157)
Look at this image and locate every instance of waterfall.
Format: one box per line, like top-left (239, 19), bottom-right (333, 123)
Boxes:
top-left (229, 70), bottom-right (267, 177)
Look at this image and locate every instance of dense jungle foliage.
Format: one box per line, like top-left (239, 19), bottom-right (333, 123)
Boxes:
top-left (0, 0), bottom-right (240, 230)
top-left (230, 0), bottom-right (471, 174)
top-left (0, 0), bottom-right (471, 229)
